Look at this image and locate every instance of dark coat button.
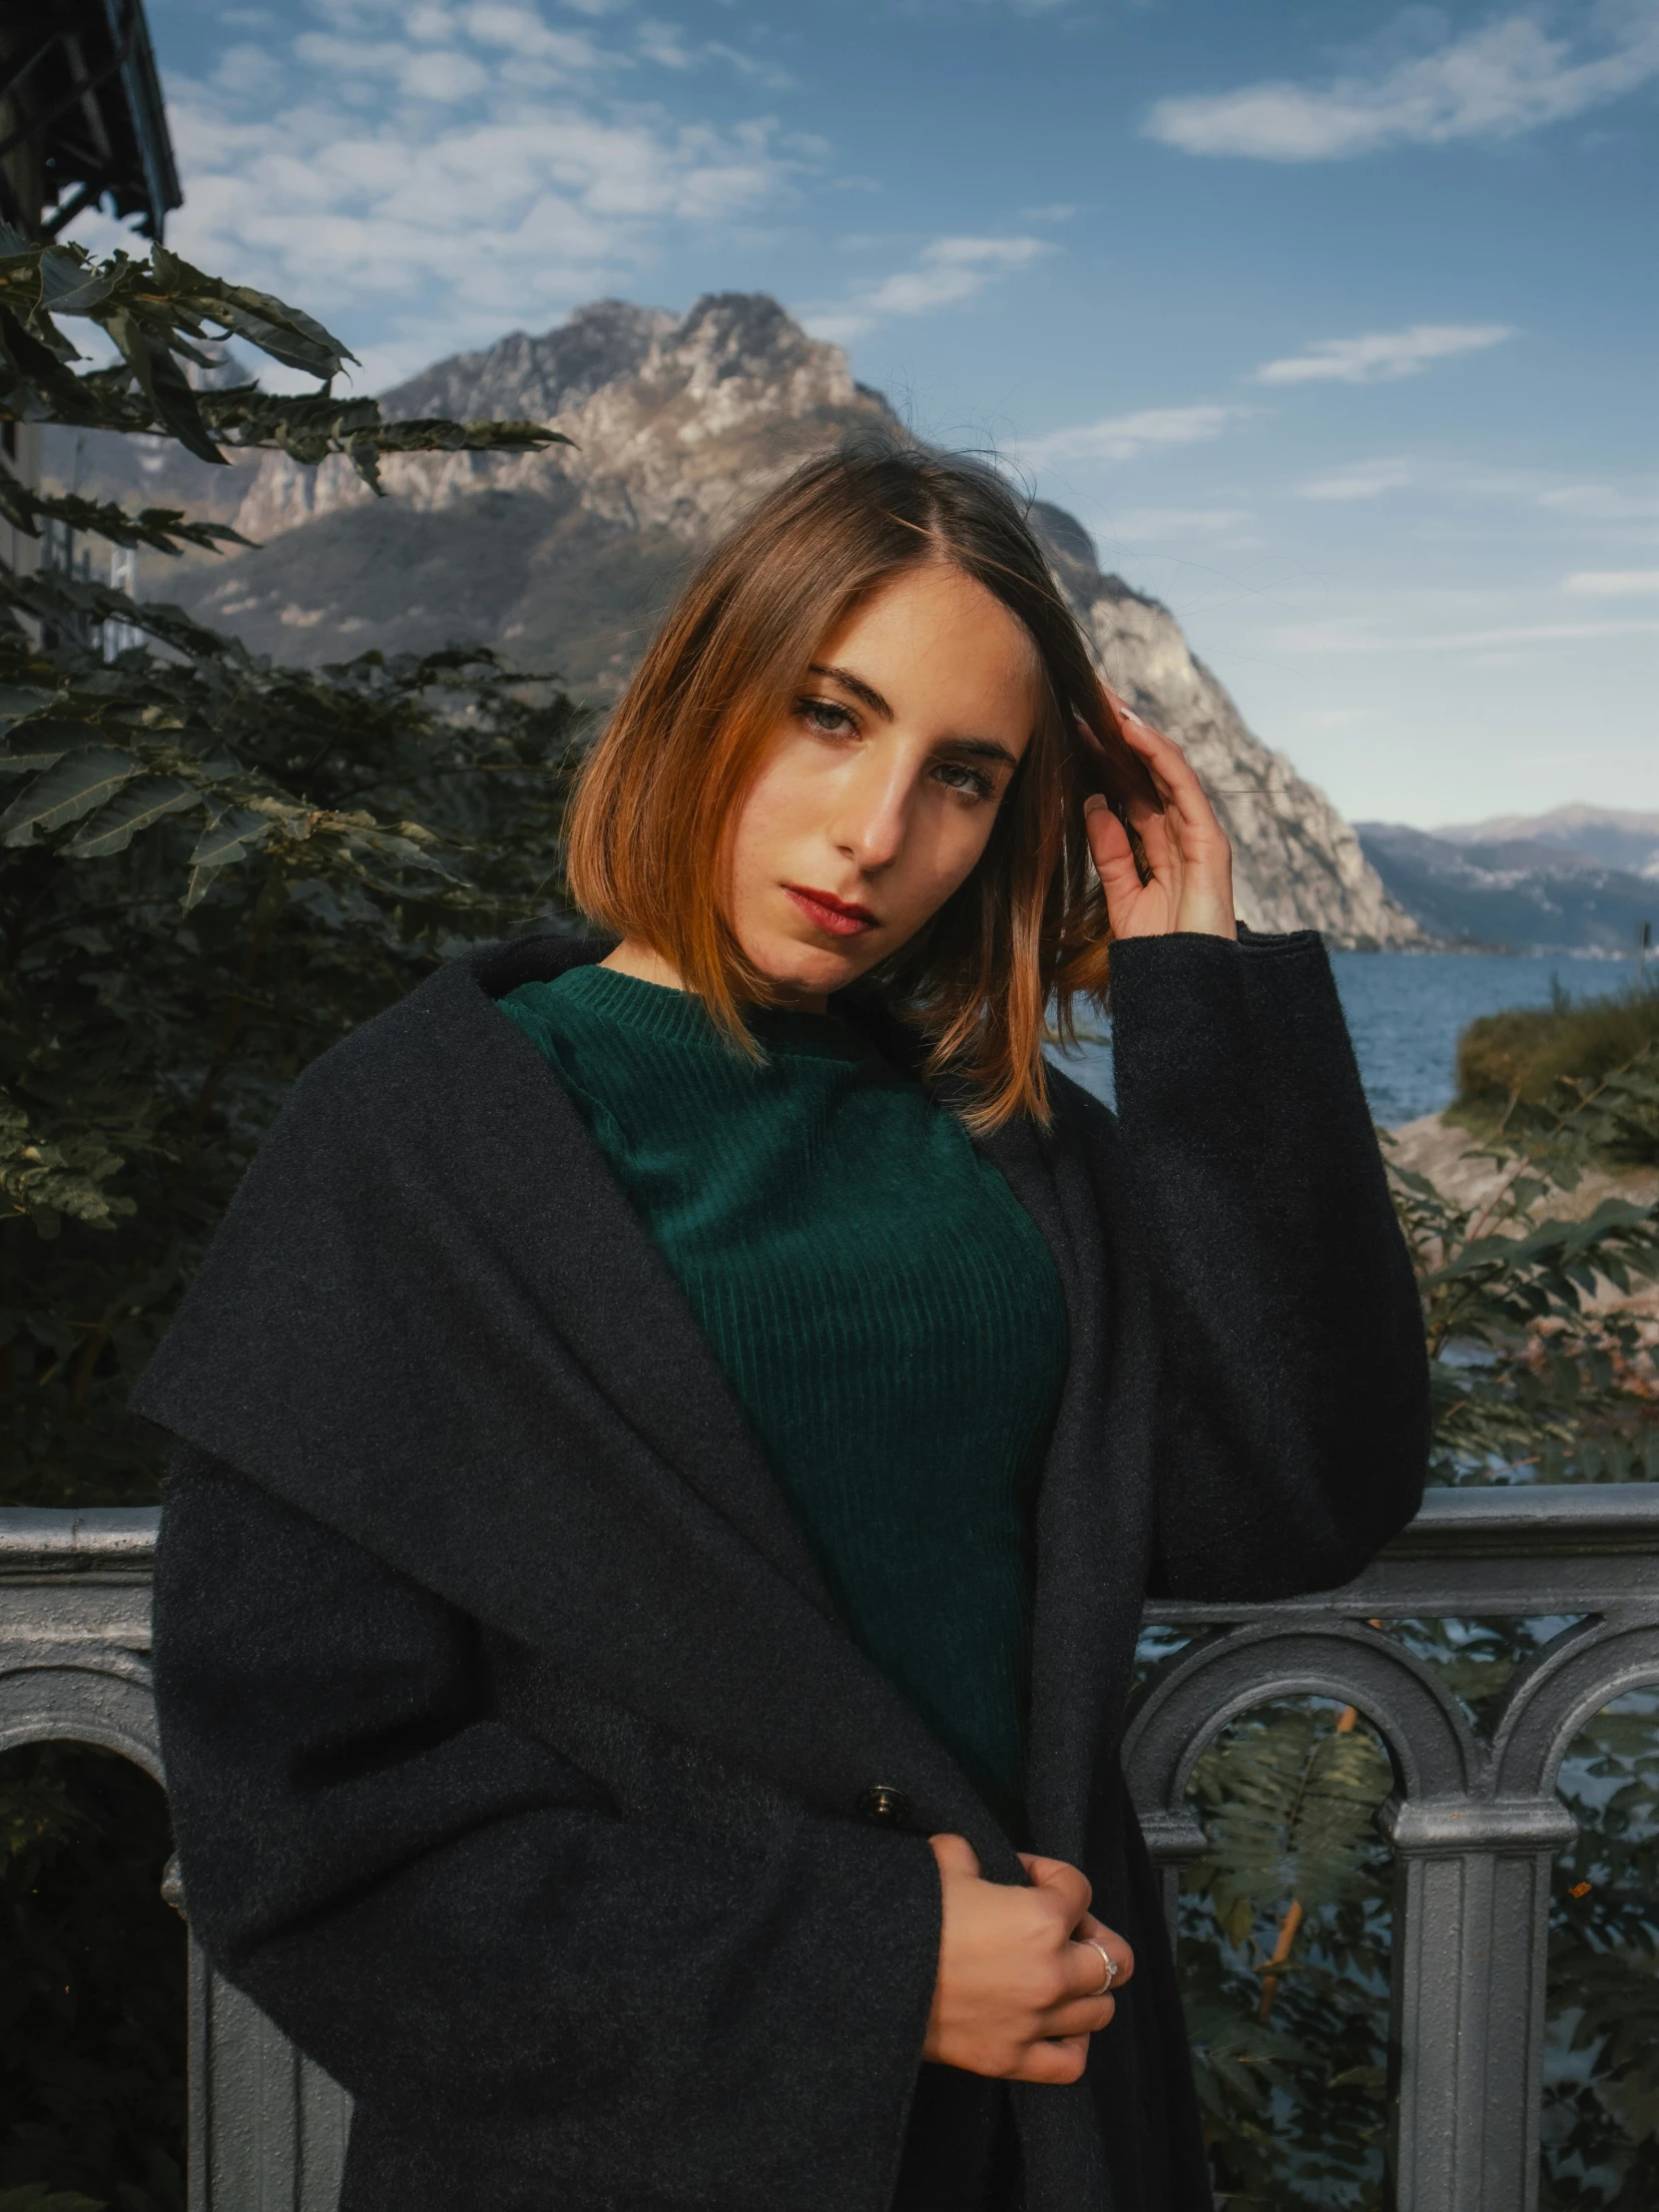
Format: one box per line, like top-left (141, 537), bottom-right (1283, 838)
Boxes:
top-left (856, 1784), bottom-right (913, 1827)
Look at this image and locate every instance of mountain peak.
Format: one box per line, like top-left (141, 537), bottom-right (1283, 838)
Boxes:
top-left (378, 298), bottom-right (678, 424)
top-left (1029, 500), bottom-right (1161, 617)
top-left (377, 290), bottom-right (855, 430)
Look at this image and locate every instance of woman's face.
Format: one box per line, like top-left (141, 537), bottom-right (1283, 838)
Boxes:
top-left (725, 562), bottom-right (1041, 1009)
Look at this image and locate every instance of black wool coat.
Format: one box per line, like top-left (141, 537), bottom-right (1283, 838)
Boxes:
top-left (135, 924), bottom-right (1429, 2212)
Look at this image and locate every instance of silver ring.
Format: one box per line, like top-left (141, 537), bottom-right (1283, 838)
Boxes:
top-left (1083, 1938), bottom-right (1117, 1995)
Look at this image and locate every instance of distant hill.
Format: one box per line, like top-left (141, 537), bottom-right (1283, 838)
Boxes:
top-left (44, 292), bottom-right (1417, 944)
top-left (1433, 806), bottom-right (1659, 881)
top-left (1358, 823), bottom-right (1659, 952)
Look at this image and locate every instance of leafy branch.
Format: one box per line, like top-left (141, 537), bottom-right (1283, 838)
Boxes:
top-left (1384, 1047), bottom-right (1659, 1485)
top-left (0, 469), bottom-right (250, 558)
top-left (0, 225), bottom-right (571, 543)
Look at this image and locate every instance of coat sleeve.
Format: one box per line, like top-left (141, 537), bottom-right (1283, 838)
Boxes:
top-left (153, 1449), bottom-right (942, 2208)
top-left (1102, 927), bottom-right (1428, 1601)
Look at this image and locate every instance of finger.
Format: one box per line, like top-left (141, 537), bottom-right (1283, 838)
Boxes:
top-left (1042, 1993), bottom-right (1117, 2040)
top-left (1011, 2032), bottom-right (1093, 2087)
top-left (1099, 682), bottom-right (1174, 752)
top-left (1062, 1932), bottom-right (1135, 1999)
top-left (1113, 715), bottom-right (1225, 842)
top-left (1080, 701), bottom-right (1164, 819)
top-left (1099, 687), bottom-right (1204, 808)
top-left (928, 1833), bottom-right (983, 1883)
top-left (1083, 797), bottom-right (1146, 916)
top-left (1127, 796), bottom-right (1177, 883)
top-left (1097, 685), bottom-right (1189, 811)
top-left (1025, 1855), bottom-right (1092, 1927)
top-left (1073, 1915), bottom-right (1135, 1988)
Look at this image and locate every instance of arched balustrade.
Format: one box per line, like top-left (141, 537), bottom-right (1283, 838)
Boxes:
top-left (3, 1487), bottom-right (1658, 2210)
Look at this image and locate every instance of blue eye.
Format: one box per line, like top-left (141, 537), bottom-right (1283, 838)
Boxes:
top-left (797, 697), bottom-right (855, 736)
top-left (934, 762), bottom-right (995, 802)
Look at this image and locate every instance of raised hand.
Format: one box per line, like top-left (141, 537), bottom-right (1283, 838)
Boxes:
top-left (923, 1833), bottom-right (1136, 2083)
top-left (1083, 683), bottom-right (1236, 942)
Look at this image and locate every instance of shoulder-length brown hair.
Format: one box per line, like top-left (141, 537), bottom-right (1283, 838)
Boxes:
top-left (565, 436), bottom-right (1145, 1135)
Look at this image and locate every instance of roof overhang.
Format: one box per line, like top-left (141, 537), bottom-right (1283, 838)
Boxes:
top-left (0, 0), bottom-right (182, 242)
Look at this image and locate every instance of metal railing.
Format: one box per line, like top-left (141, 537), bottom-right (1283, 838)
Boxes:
top-left (4, 1488), bottom-right (1658, 2212)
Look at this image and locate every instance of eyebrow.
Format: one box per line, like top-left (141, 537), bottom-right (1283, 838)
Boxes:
top-left (806, 665), bottom-right (1022, 771)
top-left (808, 663), bottom-right (892, 719)
top-left (938, 736), bottom-right (1022, 770)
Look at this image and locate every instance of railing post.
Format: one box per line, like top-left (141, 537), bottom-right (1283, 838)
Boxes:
top-left (1379, 1795), bottom-right (1578, 2212)
top-left (189, 1937), bottom-right (352, 2212)
top-left (1133, 1807), bottom-right (1208, 1951)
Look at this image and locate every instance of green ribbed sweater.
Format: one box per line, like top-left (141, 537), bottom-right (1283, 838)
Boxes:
top-left (498, 965), bottom-right (1068, 1829)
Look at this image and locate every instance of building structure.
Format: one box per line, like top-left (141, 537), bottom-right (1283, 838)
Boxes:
top-left (0, 0), bottom-right (181, 583)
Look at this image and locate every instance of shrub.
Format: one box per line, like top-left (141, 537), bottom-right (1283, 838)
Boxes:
top-left (1, 231), bottom-right (583, 2205)
top-left (1455, 981), bottom-right (1659, 1163)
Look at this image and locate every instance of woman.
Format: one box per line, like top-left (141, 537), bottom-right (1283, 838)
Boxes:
top-left (138, 441), bottom-right (1428, 2212)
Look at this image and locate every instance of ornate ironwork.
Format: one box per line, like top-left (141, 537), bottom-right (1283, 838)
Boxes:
top-left (4, 1487), bottom-right (1658, 2210)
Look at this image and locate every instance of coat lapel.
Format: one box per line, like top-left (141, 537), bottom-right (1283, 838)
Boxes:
top-left (453, 935), bottom-right (839, 1614)
top-left (980, 1089), bottom-right (1158, 1866)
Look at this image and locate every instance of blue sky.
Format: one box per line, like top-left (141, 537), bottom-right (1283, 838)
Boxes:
top-left (94, 1), bottom-right (1658, 827)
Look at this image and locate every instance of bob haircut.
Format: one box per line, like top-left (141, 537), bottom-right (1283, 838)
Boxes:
top-left (565, 437), bottom-right (1151, 1135)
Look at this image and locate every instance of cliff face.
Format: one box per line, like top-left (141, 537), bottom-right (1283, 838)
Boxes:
top-left (96, 290), bottom-right (1413, 944)
top-left (1033, 506), bottom-right (1416, 944)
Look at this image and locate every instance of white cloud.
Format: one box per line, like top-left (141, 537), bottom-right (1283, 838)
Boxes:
top-left (1538, 481), bottom-right (1659, 520)
top-left (1257, 324), bottom-right (1514, 385)
top-left (1563, 569), bottom-right (1659, 595)
top-left (212, 42), bottom-right (287, 98)
top-left (403, 48), bottom-right (492, 99)
top-left (1298, 458), bottom-right (1416, 501)
top-left (461, 6), bottom-right (602, 64)
top-left (638, 19), bottom-right (694, 68)
top-left (1145, 8), bottom-right (1659, 162)
top-left (1011, 403), bottom-right (1243, 467)
top-left (802, 236), bottom-right (1054, 340)
top-left (131, 12), bottom-right (808, 390)
top-left (707, 43), bottom-right (794, 90)
top-left (634, 21), bottom-right (794, 86)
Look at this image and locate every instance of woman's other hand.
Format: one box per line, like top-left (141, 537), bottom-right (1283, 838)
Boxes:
top-left (922, 1834), bottom-right (1136, 2083)
top-left (1083, 684), bottom-right (1236, 942)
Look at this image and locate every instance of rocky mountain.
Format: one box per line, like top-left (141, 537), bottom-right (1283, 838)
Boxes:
top-left (1358, 823), bottom-right (1659, 952)
top-left (1433, 806), bottom-right (1659, 881)
top-left (1033, 506), bottom-right (1410, 943)
top-left (46, 292), bottom-right (1416, 944)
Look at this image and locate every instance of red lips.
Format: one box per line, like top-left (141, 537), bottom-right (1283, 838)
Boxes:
top-left (784, 884), bottom-right (879, 936)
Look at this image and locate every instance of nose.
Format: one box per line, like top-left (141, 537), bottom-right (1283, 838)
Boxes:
top-left (830, 747), bottom-right (910, 874)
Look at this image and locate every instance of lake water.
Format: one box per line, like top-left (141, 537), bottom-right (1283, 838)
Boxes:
top-left (1054, 950), bottom-right (1651, 1129)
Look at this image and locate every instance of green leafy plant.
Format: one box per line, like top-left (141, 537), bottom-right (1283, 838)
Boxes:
top-left (1541, 1691), bottom-right (1659, 2211)
top-left (1177, 1068), bottom-right (1659, 2205)
top-left (0, 2188), bottom-right (108, 2212)
top-left (1, 225), bottom-right (567, 551)
top-left (1389, 1047), bottom-right (1659, 1486)
top-left (0, 1745), bottom-right (181, 2212)
top-left (1, 236), bottom-right (587, 2205)
top-left (1179, 1701), bottom-right (1393, 2209)
top-left (1455, 980), bottom-right (1659, 1163)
